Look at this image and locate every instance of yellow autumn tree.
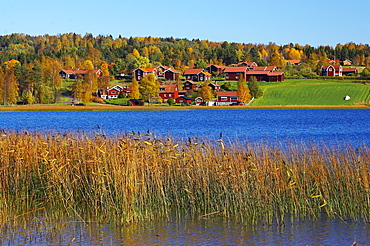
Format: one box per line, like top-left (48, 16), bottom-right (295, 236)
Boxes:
top-left (100, 61), bottom-right (110, 76)
top-left (199, 83), bottom-right (213, 102)
top-left (0, 67), bottom-right (4, 104)
top-left (287, 48), bottom-right (302, 60)
top-left (270, 50), bottom-right (287, 68)
top-left (4, 68), bottom-right (19, 105)
top-left (129, 76), bottom-right (141, 99)
top-left (86, 47), bottom-right (102, 68)
top-left (4, 59), bottom-right (20, 71)
top-left (237, 74), bottom-right (251, 104)
top-left (130, 48), bottom-right (141, 58)
top-left (84, 60), bottom-right (94, 70)
top-left (139, 74), bottom-right (159, 103)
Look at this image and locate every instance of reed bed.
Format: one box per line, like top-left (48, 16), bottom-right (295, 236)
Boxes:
top-left (0, 130), bottom-right (368, 226)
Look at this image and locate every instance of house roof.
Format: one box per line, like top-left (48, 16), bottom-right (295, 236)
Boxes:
top-left (184, 80), bottom-right (198, 85)
top-left (246, 71), bottom-right (270, 75)
top-left (183, 68), bottom-right (204, 75)
top-left (164, 68), bottom-right (180, 74)
top-left (267, 72), bottom-right (284, 76)
top-left (207, 64), bottom-right (228, 69)
top-left (286, 60), bottom-right (301, 64)
top-left (209, 83), bottom-right (221, 87)
top-left (322, 65), bottom-right (342, 70)
top-left (135, 67), bottom-right (156, 73)
top-left (252, 66), bottom-right (276, 71)
top-left (342, 68), bottom-right (358, 72)
top-left (223, 67), bottom-right (248, 73)
top-left (177, 96), bottom-right (192, 101)
top-left (60, 69), bottom-right (101, 75)
top-left (217, 91), bottom-right (238, 97)
top-left (157, 65), bottom-right (170, 70)
top-left (237, 61), bottom-right (257, 67)
top-left (159, 84), bottom-right (178, 93)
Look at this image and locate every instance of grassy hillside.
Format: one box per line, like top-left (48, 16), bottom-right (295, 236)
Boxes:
top-left (253, 79), bottom-right (370, 106)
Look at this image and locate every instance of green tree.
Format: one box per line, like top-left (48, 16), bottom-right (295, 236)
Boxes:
top-left (194, 59), bottom-right (207, 69)
top-left (199, 83), bottom-right (213, 101)
top-left (237, 74), bottom-right (251, 104)
top-left (129, 76), bottom-right (141, 99)
top-left (248, 76), bottom-right (262, 98)
top-left (139, 74), bottom-right (159, 103)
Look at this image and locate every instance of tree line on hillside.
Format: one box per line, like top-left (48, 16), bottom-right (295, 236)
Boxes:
top-left (0, 33), bottom-right (370, 104)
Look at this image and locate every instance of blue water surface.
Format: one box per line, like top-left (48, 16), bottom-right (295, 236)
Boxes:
top-left (0, 109), bottom-right (369, 145)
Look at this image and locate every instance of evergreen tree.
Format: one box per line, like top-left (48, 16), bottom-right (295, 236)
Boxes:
top-left (248, 76), bottom-right (262, 98)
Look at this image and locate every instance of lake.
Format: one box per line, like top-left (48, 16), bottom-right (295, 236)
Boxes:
top-left (1, 109), bottom-right (369, 145)
top-left (0, 108), bottom-right (369, 245)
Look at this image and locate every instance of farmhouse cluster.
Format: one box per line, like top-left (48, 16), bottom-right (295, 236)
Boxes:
top-left (58, 58), bottom-right (359, 106)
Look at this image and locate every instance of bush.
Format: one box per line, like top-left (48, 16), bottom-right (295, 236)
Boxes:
top-left (167, 98), bottom-right (175, 106)
top-left (92, 97), bottom-right (105, 104)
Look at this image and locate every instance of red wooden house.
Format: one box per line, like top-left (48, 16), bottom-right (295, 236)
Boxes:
top-left (183, 81), bottom-right (199, 91)
top-left (206, 64), bottom-right (227, 75)
top-left (216, 91), bottom-right (239, 106)
top-left (321, 65), bottom-right (342, 76)
top-left (208, 82), bottom-right (221, 91)
top-left (183, 69), bottom-right (211, 82)
top-left (159, 84), bottom-right (179, 102)
top-left (99, 85), bottom-right (130, 99)
top-left (175, 96), bottom-right (192, 104)
top-left (224, 67), bottom-right (249, 81)
top-left (245, 71), bottom-right (284, 82)
top-left (342, 68), bottom-right (358, 76)
top-left (134, 68), bottom-right (157, 81)
top-left (164, 68), bottom-right (180, 81)
top-left (156, 65), bottom-right (170, 76)
top-left (195, 97), bottom-right (204, 106)
top-left (237, 61), bottom-right (258, 68)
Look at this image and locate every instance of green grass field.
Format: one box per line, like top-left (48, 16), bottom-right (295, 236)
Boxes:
top-left (253, 79), bottom-right (370, 106)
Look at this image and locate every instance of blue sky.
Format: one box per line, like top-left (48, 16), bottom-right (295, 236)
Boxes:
top-left (1, 0), bottom-right (369, 47)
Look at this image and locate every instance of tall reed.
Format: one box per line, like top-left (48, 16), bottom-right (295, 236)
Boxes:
top-left (0, 130), bottom-right (368, 226)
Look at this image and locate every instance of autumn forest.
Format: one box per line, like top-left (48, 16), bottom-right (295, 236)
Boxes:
top-left (0, 33), bottom-right (370, 105)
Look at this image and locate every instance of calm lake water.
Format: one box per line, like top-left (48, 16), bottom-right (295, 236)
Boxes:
top-left (0, 108), bottom-right (369, 145)
top-left (0, 108), bottom-right (369, 245)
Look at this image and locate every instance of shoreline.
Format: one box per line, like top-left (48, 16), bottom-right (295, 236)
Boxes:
top-left (0, 104), bottom-right (368, 112)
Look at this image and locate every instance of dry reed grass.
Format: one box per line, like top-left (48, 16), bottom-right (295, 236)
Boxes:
top-left (0, 130), bottom-right (368, 226)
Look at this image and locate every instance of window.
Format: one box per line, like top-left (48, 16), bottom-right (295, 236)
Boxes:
top-left (236, 76), bottom-right (239, 79)
top-left (221, 97), bottom-right (227, 101)
top-left (226, 76), bottom-right (229, 79)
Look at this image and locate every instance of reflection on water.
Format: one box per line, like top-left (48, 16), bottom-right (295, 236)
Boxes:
top-left (1, 216), bottom-right (369, 245)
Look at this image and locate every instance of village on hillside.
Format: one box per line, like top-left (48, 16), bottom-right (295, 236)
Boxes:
top-left (58, 58), bottom-right (359, 106)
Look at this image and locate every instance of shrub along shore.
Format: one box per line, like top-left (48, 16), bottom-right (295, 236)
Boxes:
top-left (0, 131), bottom-right (368, 227)
top-left (0, 104), bottom-right (369, 112)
